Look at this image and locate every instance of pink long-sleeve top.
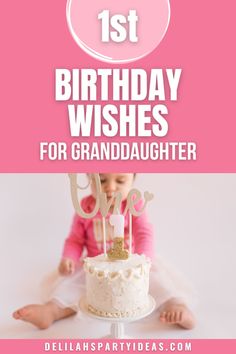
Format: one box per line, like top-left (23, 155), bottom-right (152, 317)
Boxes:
top-left (62, 195), bottom-right (154, 261)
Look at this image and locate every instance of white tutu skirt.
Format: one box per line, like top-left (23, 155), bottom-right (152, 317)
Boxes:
top-left (41, 256), bottom-right (196, 312)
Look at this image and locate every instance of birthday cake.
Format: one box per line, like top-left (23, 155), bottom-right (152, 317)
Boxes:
top-left (68, 173), bottom-right (154, 318)
top-left (84, 253), bottom-right (151, 318)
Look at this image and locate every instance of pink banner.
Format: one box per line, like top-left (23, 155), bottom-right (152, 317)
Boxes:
top-left (1, 339), bottom-right (236, 354)
top-left (0, 0), bottom-right (236, 172)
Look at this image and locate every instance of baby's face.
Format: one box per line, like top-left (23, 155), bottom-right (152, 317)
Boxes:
top-left (91, 173), bottom-right (134, 201)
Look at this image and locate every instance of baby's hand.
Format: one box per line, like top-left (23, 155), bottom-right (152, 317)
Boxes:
top-left (58, 258), bottom-right (76, 276)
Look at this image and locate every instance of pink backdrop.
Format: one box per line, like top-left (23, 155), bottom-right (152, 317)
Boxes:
top-left (0, 0), bottom-right (235, 172)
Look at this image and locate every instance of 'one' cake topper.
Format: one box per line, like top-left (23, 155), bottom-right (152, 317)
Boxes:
top-left (68, 173), bottom-right (153, 260)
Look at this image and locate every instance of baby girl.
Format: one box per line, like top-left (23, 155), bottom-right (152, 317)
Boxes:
top-left (13, 173), bottom-right (195, 330)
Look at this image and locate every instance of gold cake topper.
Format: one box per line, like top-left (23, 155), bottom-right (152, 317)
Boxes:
top-left (107, 237), bottom-right (129, 261)
top-left (68, 173), bottom-right (153, 260)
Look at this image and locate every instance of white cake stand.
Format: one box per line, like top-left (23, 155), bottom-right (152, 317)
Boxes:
top-left (79, 295), bottom-right (156, 339)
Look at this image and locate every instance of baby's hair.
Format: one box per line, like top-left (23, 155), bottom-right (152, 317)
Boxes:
top-left (87, 173), bottom-right (136, 178)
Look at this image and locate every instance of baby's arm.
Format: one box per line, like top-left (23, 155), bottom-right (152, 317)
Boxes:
top-left (58, 213), bottom-right (86, 276)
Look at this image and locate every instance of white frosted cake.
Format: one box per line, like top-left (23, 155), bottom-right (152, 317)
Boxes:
top-left (83, 253), bottom-right (151, 318)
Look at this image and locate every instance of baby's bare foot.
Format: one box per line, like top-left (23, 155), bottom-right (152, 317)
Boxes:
top-left (13, 302), bottom-right (76, 330)
top-left (13, 304), bottom-right (55, 329)
top-left (159, 301), bottom-right (195, 330)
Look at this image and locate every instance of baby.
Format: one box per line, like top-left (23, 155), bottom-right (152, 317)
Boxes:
top-left (13, 173), bottom-right (195, 330)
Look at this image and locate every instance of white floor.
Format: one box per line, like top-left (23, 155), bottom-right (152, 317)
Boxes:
top-left (0, 174), bottom-right (236, 339)
top-left (1, 276), bottom-right (236, 339)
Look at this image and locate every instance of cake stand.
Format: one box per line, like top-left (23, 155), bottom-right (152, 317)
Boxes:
top-left (79, 295), bottom-right (156, 339)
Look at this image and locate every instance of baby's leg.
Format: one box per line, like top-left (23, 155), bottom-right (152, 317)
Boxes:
top-left (159, 298), bottom-right (195, 330)
top-left (12, 301), bottom-right (76, 329)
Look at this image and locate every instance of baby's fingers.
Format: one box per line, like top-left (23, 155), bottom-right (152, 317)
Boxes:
top-left (59, 261), bottom-right (69, 275)
top-left (68, 261), bottom-right (75, 274)
top-left (59, 265), bottom-right (67, 275)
